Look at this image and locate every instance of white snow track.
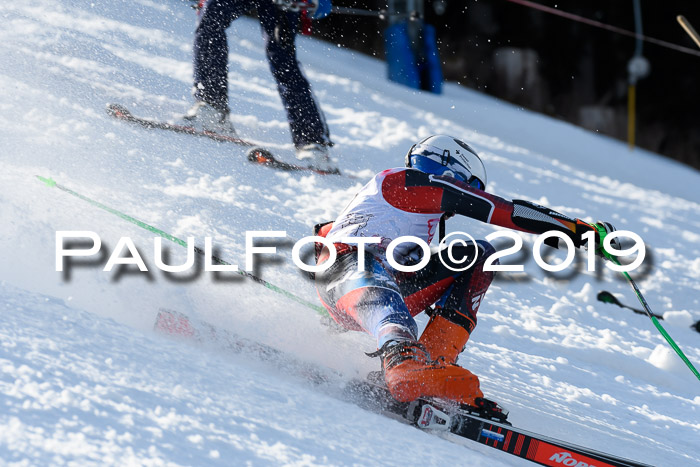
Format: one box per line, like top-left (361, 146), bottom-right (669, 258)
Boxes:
top-left (1, 0), bottom-right (699, 465)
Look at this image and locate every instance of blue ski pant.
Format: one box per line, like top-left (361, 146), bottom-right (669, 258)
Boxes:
top-left (315, 241), bottom-right (497, 348)
top-left (194, 0), bottom-right (330, 147)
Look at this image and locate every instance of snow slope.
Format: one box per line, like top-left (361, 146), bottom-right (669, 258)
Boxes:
top-left (1, 0), bottom-right (699, 465)
top-left (2, 283), bottom-right (516, 465)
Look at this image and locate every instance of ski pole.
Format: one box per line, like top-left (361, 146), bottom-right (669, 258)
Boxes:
top-left (36, 175), bottom-right (329, 317)
top-left (597, 291), bottom-right (662, 319)
top-left (331, 6), bottom-right (422, 20)
top-left (597, 291), bottom-right (700, 334)
top-left (618, 270), bottom-right (700, 381)
top-left (332, 6), bottom-right (389, 19)
top-left (677, 15), bottom-right (700, 50)
top-left (593, 226), bottom-right (700, 382)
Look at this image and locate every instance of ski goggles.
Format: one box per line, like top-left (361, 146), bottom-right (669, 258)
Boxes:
top-left (407, 143), bottom-right (485, 190)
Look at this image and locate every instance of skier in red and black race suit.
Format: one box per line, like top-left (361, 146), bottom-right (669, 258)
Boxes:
top-left (314, 135), bottom-right (617, 409)
top-left (187, 0), bottom-right (335, 171)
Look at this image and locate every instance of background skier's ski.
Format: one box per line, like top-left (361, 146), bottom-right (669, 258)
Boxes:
top-left (106, 104), bottom-right (341, 175)
top-left (106, 103), bottom-right (255, 146)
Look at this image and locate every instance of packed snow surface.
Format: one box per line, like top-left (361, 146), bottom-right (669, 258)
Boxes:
top-left (1, 0), bottom-right (699, 465)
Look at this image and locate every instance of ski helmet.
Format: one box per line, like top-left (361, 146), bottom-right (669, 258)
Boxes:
top-left (405, 135), bottom-right (487, 190)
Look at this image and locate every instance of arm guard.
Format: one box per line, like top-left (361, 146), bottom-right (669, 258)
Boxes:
top-left (511, 200), bottom-right (594, 248)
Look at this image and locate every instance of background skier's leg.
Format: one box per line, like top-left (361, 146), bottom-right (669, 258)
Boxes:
top-left (257, 3), bottom-right (330, 147)
top-left (193, 0), bottom-right (252, 112)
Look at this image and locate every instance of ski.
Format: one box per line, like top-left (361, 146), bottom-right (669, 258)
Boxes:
top-left (247, 147), bottom-right (341, 175)
top-left (107, 103), bottom-right (256, 146)
top-left (153, 308), bottom-right (339, 384)
top-left (347, 379), bottom-right (650, 467)
top-left (154, 309), bottom-right (650, 467)
top-left (106, 103), bottom-right (341, 175)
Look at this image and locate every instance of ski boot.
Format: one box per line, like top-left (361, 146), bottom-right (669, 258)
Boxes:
top-left (295, 143), bottom-right (339, 173)
top-left (378, 340), bottom-right (484, 406)
top-left (418, 307), bottom-right (509, 423)
top-left (183, 101), bottom-right (236, 135)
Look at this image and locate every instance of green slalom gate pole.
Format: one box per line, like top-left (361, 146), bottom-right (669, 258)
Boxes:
top-left (37, 175), bottom-right (329, 317)
top-left (593, 225), bottom-right (700, 382)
